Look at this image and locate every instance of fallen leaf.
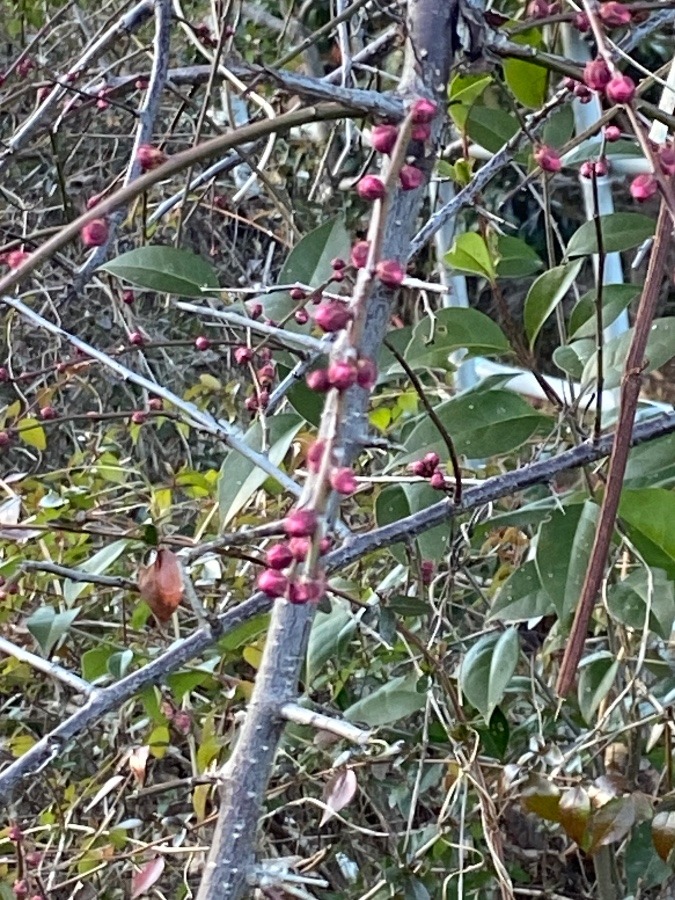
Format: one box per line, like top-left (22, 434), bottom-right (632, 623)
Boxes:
top-left (138, 548), bottom-right (184, 622)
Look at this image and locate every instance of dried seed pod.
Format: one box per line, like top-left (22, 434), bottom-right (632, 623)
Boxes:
top-left (138, 548), bottom-right (184, 622)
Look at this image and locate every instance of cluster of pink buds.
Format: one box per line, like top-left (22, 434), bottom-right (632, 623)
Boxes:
top-left (306, 356), bottom-right (377, 393)
top-left (630, 173), bottom-right (658, 202)
top-left (257, 508), bottom-right (329, 603)
top-left (562, 76), bottom-right (593, 104)
top-left (580, 158), bottom-right (609, 179)
top-left (599, 1), bottom-right (631, 26)
top-left (581, 57), bottom-right (636, 104)
top-left (409, 451), bottom-right (447, 490)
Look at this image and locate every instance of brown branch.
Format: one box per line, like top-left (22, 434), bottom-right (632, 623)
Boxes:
top-left (556, 202), bottom-right (671, 697)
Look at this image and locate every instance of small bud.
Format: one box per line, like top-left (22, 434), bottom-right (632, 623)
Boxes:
top-left (399, 164), bottom-right (424, 191)
top-left (412, 123), bottom-right (431, 142)
top-left (307, 439), bottom-right (327, 473)
top-left (257, 568), bottom-right (288, 598)
top-left (195, 335), bottom-right (211, 351)
top-left (265, 543), bottom-right (294, 570)
top-left (172, 711), bottom-right (192, 735)
top-left (0, 367), bottom-right (9, 382)
top-left (259, 389), bottom-right (270, 409)
top-left (288, 537), bottom-right (310, 560)
top-left (314, 302), bottom-right (352, 333)
top-left (0, 431), bottom-right (10, 447)
top-left (630, 173), bottom-right (658, 202)
top-left (129, 331), bottom-right (145, 346)
top-left (137, 143), bottom-right (167, 171)
top-left (248, 302), bottom-right (263, 319)
top-left (356, 175), bottom-right (386, 201)
top-left (290, 287), bottom-right (306, 301)
top-left (583, 59), bottom-right (612, 92)
top-left (356, 357), bottom-right (378, 389)
top-left (331, 257), bottom-right (346, 270)
top-left (13, 881), bottom-right (29, 899)
top-left (24, 851), bottom-right (42, 867)
top-left (288, 577), bottom-right (325, 604)
top-left (16, 57), bottom-right (34, 78)
top-left (330, 467), bottom-right (358, 495)
top-left (257, 362), bottom-right (275, 384)
top-left (534, 145), bottom-right (562, 173)
top-left (327, 360), bottom-right (358, 391)
top-left (370, 124), bottom-right (398, 154)
top-left (595, 157), bottom-right (609, 176)
top-left (331, 269), bottom-right (344, 282)
top-left (8, 825), bottom-right (23, 842)
top-left (245, 395), bottom-right (259, 412)
top-left (574, 11), bottom-right (590, 30)
top-left (122, 290), bottom-right (135, 304)
top-left (283, 509), bottom-right (318, 538)
top-left (605, 73), bottom-right (636, 104)
top-left (350, 241), bottom-right (370, 269)
top-left (424, 451), bottom-right (440, 469)
top-left (599, 1), bottom-right (631, 26)
top-left (527, 0), bottom-right (550, 17)
top-left (294, 308), bottom-right (309, 324)
top-left (430, 470), bottom-right (446, 490)
top-left (604, 125), bottom-right (621, 142)
top-left (86, 193), bottom-right (102, 210)
top-left (81, 218), bottom-right (108, 247)
top-left (574, 83), bottom-right (593, 103)
top-left (4, 250), bottom-right (29, 269)
top-left (421, 560), bottom-right (435, 585)
top-left (580, 161), bottom-right (594, 179)
top-left (39, 406), bottom-right (57, 420)
top-left (310, 292), bottom-right (323, 305)
top-left (375, 259), bottom-right (405, 287)
top-left (131, 410), bottom-right (147, 425)
top-left (659, 146), bottom-right (675, 176)
top-left (306, 369), bottom-right (331, 392)
top-left (135, 77), bottom-right (149, 90)
top-left (410, 97), bottom-right (438, 124)
top-left (148, 398), bottom-right (163, 411)
top-left (234, 346), bottom-right (253, 365)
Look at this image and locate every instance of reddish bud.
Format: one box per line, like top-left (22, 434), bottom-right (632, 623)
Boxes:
top-left (534, 145), bottom-right (562, 173)
top-left (410, 97), bottom-right (438, 124)
top-left (310, 292), bottom-right (323, 305)
top-left (12, 881), bottom-right (28, 899)
top-left (131, 410), bottom-right (147, 425)
top-left (356, 357), bottom-right (378, 389)
top-left (356, 175), bottom-right (386, 201)
top-left (24, 851), bottom-right (42, 867)
top-left (234, 346), bottom-right (253, 365)
top-left (122, 290), bottom-right (135, 304)
top-left (350, 240), bottom-right (370, 269)
top-left (36, 84), bottom-right (50, 103)
top-left (172, 710), bottom-right (192, 735)
top-left (606, 73), bottom-right (636, 104)
top-left (288, 577), bottom-right (325, 604)
top-left (314, 302), bottom-right (352, 333)
top-left (595, 157), bottom-right (609, 176)
top-left (257, 568), bottom-right (288, 598)
top-left (137, 143), bottom-right (167, 171)
top-left (412, 123), bottom-right (431, 142)
top-left (288, 537), bottom-right (310, 560)
top-left (574, 11), bottom-right (590, 30)
top-left (306, 368), bottom-right (331, 392)
top-left (248, 302), bottom-right (263, 319)
top-left (659, 146), bottom-right (675, 176)
top-left (265, 543), bottom-right (294, 570)
top-left (307, 439), bottom-right (327, 473)
top-left (86, 193), bottom-right (102, 210)
top-left (580, 161), bottom-right (594, 179)
top-left (294, 308), bottom-right (309, 324)
top-left (195, 335), bottom-right (211, 351)
top-left (283, 508), bottom-right (318, 538)
top-left (370, 124), bottom-right (398, 154)
top-left (331, 269), bottom-right (344, 282)
top-left (583, 59), bottom-right (611, 92)
top-left (399, 164), bottom-right (424, 191)
top-left (4, 250), bottom-right (29, 269)
top-left (327, 360), bottom-right (358, 391)
top-left (375, 258), bottom-right (405, 287)
top-left (0, 367), bottom-right (9, 382)
top-left (0, 431), bottom-right (10, 447)
top-left (630, 173), bottom-right (658, 202)
top-left (39, 406), bottom-right (57, 420)
top-left (135, 77), bottom-right (149, 90)
top-left (573, 83), bottom-right (593, 103)
top-left (259, 389), bottom-right (270, 409)
top-left (430, 470), bottom-right (446, 490)
top-left (331, 257), bottom-right (346, 270)
top-left (599, 1), bottom-right (631, 26)
top-left (257, 362), bottom-right (275, 384)
top-left (148, 398), bottom-right (163, 411)
top-left (290, 287), bottom-right (306, 301)
top-left (129, 331), bottom-right (145, 346)
top-left (8, 825), bottom-right (23, 842)
top-left (245, 395), bottom-right (259, 412)
top-left (330, 467), bottom-right (358, 495)
top-left (81, 218), bottom-right (108, 247)
top-left (420, 560), bottom-right (435, 585)
top-left (16, 57), bottom-right (34, 78)
top-left (604, 125), bottom-right (622, 142)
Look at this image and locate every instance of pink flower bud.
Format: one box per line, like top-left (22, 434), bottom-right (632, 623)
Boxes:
top-left (534, 145), bottom-right (562, 173)
top-left (265, 543), bottom-right (294, 570)
top-left (356, 357), bottom-right (378, 389)
top-left (284, 508), bottom-right (318, 538)
top-left (294, 308), bottom-right (309, 324)
top-left (195, 335), bottom-right (211, 351)
top-left (595, 157), bottom-right (609, 176)
top-left (330, 467), bottom-right (358, 495)
top-left (148, 398), bottom-right (163, 410)
top-left (412, 123), bottom-right (431, 142)
top-left (579, 161), bottom-right (594, 179)
top-left (307, 439), bottom-right (327, 473)
top-left (258, 362), bottom-right (275, 384)
top-left (399, 164), bottom-right (424, 191)
top-left (290, 287), bottom-right (306, 301)
top-left (234, 346), bottom-right (253, 365)
top-left (604, 125), bottom-right (621, 142)
top-left (129, 331), bottom-right (145, 346)
top-left (306, 368), bottom-right (331, 392)
top-left (135, 77), bottom-right (149, 90)
top-left (430, 471), bottom-right (446, 490)
top-left (137, 143), bottom-right (167, 171)
top-left (131, 410), bottom-right (147, 425)
top-left (583, 59), bottom-right (612, 92)
top-left (574, 11), bottom-right (591, 30)
top-left (327, 360), bottom-right (358, 391)
top-left (40, 405), bottom-right (57, 420)
top-left (257, 568), bottom-right (288, 597)
top-left (81, 218), bottom-right (108, 247)
top-left (410, 460), bottom-right (427, 476)
top-left (13, 880), bottom-right (29, 899)
top-left (630, 173), bottom-right (658, 202)
top-left (370, 124), bottom-right (399, 154)
top-left (288, 537), bottom-right (310, 560)
top-left (599, 1), bottom-right (631, 26)
top-left (659, 146), bottom-right (675, 176)
top-left (4, 250), bottom-right (29, 269)
top-left (331, 269), bottom-right (344, 282)
top-left (350, 241), bottom-right (370, 268)
top-left (356, 175), bottom-right (386, 201)
top-left (424, 451), bottom-right (440, 469)
top-left (288, 577), bottom-right (325, 604)
top-left (331, 257), bottom-right (346, 270)
top-left (573, 83), bottom-right (593, 103)
top-left (606, 73), bottom-right (636, 104)
top-left (245, 395), bottom-right (258, 412)
top-left (410, 98), bottom-right (438, 124)
top-left (122, 290), bottom-right (135, 304)
top-left (527, 0), bottom-right (550, 17)
top-left (8, 825), bottom-right (23, 842)
top-left (258, 389), bottom-right (269, 409)
top-left (375, 259), bottom-right (405, 287)
top-left (248, 302), bottom-right (263, 319)
top-left (314, 302), bottom-right (352, 333)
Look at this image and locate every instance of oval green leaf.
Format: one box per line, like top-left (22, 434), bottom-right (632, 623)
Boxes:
top-left (565, 213), bottom-right (655, 258)
top-left (100, 246), bottom-right (220, 297)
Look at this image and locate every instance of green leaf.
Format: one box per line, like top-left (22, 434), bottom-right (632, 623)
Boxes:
top-left (565, 213), bottom-right (655, 258)
top-left (398, 390), bottom-right (548, 462)
top-left (306, 600), bottom-right (357, 686)
top-left (607, 568), bottom-right (675, 640)
top-left (444, 232), bottom-right (496, 282)
top-left (404, 308), bottom-right (511, 370)
top-left (401, 483), bottom-right (453, 561)
top-left (26, 606), bottom-right (80, 656)
top-left (489, 561), bottom-right (554, 622)
top-left (19, 417), bottom-right (46, 451)
top-left (582, 317), bottom-right (675, 390)
top-left (568, 284), bottom-right (639, 339)
top-left (343, 673), bottom-right (426, 727)
top-left (388, 595), bottom-right (432, 617)
top-left (626, 822), bottom-right (672, 893)
top-left (477, 707), bottom-right (510, 760)
top-left (495, 235), bottom-right (543, 278)
top-left (578, 652), bottom-right (619, 724)
top-left (564, 138), bottom-right (641, 166)
top-left (535, 501), bottom-right (601, 625)
top-left (465, 105), bottom-right (520, 154)
top-left (81, 646), bottom-right (115, 682)
top-left (553, 339), bottom-right (595, 379)
top-left (449, 74), bottom-right (491, 128)
top-left (502, 31), bottom-right (548, 109)
top-left (217, 413), bottom-right (302, 526)
top-left (524, 261), bottom-right (582, 347)
top-left (619, 488), bottom-right (675, 579)
top-left (375, 484), bottom-right (410, 564)
top-left (587, 795), bottom-right (636, 854)
top-left (625, 432), bottom-right (675, 489)
top-left (542, 104), bottom-right (575, 149)
top-left (460, 628), bottom-right (519, 721)
top-left (99, 246), bottom-right (220, 297)
top-left (64, 539), bottom-right (128, 605)
top-left (108, 649), bottom-right (133, 679)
